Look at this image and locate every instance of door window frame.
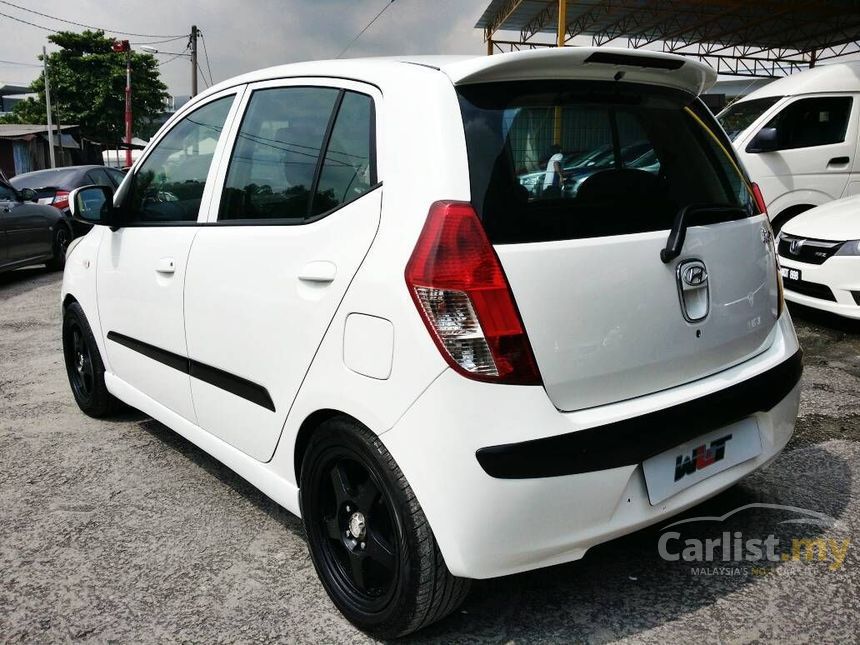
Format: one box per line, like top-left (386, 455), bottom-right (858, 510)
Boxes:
top-left (751, 92), bottom-right (857, 152)
top-left (114, 85), bottom-right (247, 227)
top-left (201, 76), bottom-right (383, 225)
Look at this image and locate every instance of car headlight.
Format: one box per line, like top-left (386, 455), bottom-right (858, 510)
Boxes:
top-left (835, 240), bottom-right (860, 256)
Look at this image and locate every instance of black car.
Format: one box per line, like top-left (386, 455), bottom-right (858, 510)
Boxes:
top-left (0, 179), bottom-right (72, 274)
top-left (10, 165), bottom-right (125, 237)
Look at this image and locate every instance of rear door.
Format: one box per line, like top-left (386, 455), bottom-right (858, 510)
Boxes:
top-left (184, 79), bottom-right (381, 461)
top-left (0, 182), bottom-right (53, 262)
top-left (457, 81), bottom-right (779, 412)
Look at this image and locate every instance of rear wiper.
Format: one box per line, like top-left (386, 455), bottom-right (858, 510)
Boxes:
top-left (660, 203), bottom-right (747, 263)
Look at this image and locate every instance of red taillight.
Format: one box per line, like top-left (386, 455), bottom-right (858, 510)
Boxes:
top-left (751, 182), bottom-right (767, 216)
top-left (52, 190), bottom-right (70, 210)
top-left (405, 201), bottom-right (542, 385)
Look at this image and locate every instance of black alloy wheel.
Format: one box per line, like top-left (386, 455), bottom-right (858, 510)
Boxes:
top-left (62, 302), bottom-right (122, 417)
top-left (47, 225), bottom-right (70, 271)
top-left (300, 417), bottom-right (470, 638)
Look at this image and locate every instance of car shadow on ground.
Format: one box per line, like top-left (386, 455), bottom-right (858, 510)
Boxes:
top-left (134, 415), bottom-right (852, 643)
top-left (0, 266), bottom-right (57, 294)
top-left (788, 302), bottom-right (860, 335)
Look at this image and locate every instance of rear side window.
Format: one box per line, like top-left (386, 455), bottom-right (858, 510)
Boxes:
top-left (761, 96), bottom-right (852, 150)
top-left (457, 81), bottom-right (757, 244)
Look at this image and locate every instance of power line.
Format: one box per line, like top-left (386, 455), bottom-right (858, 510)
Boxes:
top-left (157, 52), bottom-right (188, 67)
top-left (337, 0), bottom-right (396, 58)
top-left (0, 0), bottom-right (186, 38)
top-left (195, 61), bottom-right (210, 89)
top-left (200, 31), bottom-right (214, 85)
top-left (0, 9), bottom-right (58, 32)
top-left (0, 58), bottom-right (41, 67)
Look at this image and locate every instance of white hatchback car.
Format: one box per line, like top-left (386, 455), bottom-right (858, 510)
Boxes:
top-left (777, 194), bottom-right (860, 318)
top-left (62, 48), bottom-right (802, 637)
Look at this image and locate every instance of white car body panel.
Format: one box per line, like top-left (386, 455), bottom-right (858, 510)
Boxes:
top-left (61, 48), bottom-right (801, 582)
top-left (778, 195), bottom-right (860, 318)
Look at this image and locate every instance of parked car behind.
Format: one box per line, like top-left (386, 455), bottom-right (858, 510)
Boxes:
top-left (777, 194), bottom-right (860, 318)
top-left (10, 165), bottom-right (125, 237)
top-left (61, 48), bottom-right (801, 638)
top-left (717, 61), bottom-right (860, 231)
top-left (0, 178), bottom-right (71, 274)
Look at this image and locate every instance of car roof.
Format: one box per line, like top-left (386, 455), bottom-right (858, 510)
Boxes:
top-left (190, 47), bottom-right (716, 103)
top-left (737, 61), bottom-right (860, 103)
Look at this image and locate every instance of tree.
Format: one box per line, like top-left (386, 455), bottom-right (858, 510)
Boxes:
top-left (1, 30), bottom-right (169, 144)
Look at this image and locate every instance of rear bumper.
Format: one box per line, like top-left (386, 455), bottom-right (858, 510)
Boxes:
top-left (779, 255), bottom-right (860, 319)
top-left (380, 314), bottom-right (801, 579)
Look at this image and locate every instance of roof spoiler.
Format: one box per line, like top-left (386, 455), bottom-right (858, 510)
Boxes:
top-left (584, 51), bottom-right (685, 70)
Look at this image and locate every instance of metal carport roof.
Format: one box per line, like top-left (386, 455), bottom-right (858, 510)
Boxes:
top-left (476, 0), bottom-right (860, 77)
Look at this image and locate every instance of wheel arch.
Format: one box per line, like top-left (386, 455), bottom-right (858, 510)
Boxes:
top-left (772, 203), bottom-right (816, 232)
top-left (294, 409), bottom-right (357, 482)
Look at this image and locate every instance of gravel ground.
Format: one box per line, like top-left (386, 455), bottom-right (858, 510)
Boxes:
top-left (0, 268), bottom-right (858, 643)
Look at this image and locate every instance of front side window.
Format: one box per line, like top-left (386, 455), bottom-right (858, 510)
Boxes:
top-left (761, 96), bottom-right (853, 150)
top-left (122, 95), bottom-right (233, 223)
top-left (716, 96), bottom-right (782, 141)
top-left (219, 87), bottom-right (340, 221)
top-left (458, 81), bottom-right (757, 244)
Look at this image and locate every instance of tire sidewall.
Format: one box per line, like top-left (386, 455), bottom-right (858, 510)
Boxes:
top-left (300, 419), bottom-right (425, 636)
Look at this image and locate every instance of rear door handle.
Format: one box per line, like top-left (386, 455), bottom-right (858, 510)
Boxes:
top-left (156, 257), bottom-right (176, 274)
top-left (298, 260), bottom-right (337, 283)
top-left (828, 156), bottom-right (850, 167)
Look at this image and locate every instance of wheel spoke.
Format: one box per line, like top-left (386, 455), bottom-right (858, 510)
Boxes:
top-left (324, 514), bottom-right (342, 541)
top-left (365, 528), bottom-right (395, 572)
top-left (354, 478), bottom-right (380, 511)
top-left (329, 462), bottom-right (352, 506)
top-left (348, 550), bottom-right (368, 590)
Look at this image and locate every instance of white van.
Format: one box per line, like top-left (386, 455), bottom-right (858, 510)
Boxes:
top-left (717, 61), bottom-right (860, 231)
top-left (62, 48), bottom-right (800, 637)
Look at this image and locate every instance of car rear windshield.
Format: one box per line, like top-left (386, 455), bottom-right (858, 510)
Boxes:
top-left (457, 81), bottom-right (758, 244)
top-left (10, 168), bottom-right (80, 190)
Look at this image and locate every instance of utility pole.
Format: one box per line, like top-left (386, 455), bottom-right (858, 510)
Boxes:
top-left (190, 25), bottom-right (198, 97)
top-left (42, 46), bottom-right (56, 169)
top-left (112, 39), bottom-right (132, 167)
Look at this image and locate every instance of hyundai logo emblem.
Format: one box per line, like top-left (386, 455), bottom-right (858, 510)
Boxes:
top-left (682, 264), bottom-right (708, 287)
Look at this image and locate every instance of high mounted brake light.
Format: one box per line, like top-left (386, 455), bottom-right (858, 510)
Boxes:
top-left (405, 201), bottom-right (542, 385)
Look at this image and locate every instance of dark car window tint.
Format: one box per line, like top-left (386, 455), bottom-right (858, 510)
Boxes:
top-left (716, 96), bottom-right (782, 141)
top-left (311, 91), bottom-right (375, 217)
top-left (123, 95), bottom-right (233, 223)
top-left (0, 183), bottom-right (15, 200)
top-left (762, 96), bottom-right (853, 150)
top-left (457, 81), bottom-right (757, 244)
top-left (86, 168), bottom-right (113, 187)
top-left (219, 87), bottom-right (340, 221)
top-left (106, 168), bottom-right (125, 187)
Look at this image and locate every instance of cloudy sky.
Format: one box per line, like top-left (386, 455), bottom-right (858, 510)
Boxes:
top-left (0, 0), bottom-right (499, 95)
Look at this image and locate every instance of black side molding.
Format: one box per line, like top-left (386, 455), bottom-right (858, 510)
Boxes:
top-left (476, 350), bottom-right (803, 479)
top-left (584, 51), bottom-right (685, 70)
top-left (107, 331), bottom-right (276, 412)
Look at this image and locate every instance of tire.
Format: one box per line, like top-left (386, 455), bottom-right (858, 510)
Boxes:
top-left (62, 302), bottom-right (122, 417)
top-left (300, 417), bottom-right (470, 638)
top-left (46, 224), bottom-right (71, 271)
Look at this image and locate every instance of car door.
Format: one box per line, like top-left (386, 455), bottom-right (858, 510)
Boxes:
top-left (0, 181), bottom-right (53, 262)
top-left (96, 89), bottom-right (242, 422)
top-left (742, 95), bottom-right (857, 205)
top-left (184, 80), bottom-right (382, 461)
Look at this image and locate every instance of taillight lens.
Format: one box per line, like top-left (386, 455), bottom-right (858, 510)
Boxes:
top-left (52, 190), bottom-right (70, 210)
top-left (405, 201), bottom-right (542, 385)
top-left (751, 182), bottom-right (767, 216)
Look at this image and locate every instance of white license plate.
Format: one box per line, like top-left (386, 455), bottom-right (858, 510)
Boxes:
top-left (642, 418), bottom-right (762, 505)
top-left (780, 266), bottom-right (801, 281)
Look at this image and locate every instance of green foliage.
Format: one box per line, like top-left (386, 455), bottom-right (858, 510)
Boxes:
top-left (0, 30), bottom-right (169, 144)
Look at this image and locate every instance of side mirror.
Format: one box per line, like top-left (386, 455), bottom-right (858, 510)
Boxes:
top-left (746, 127), bottom-right (779, 153)
top-left (69, 185), bottom-right (116, 225)
top-left (19, 187), bottom-right (37, 202)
